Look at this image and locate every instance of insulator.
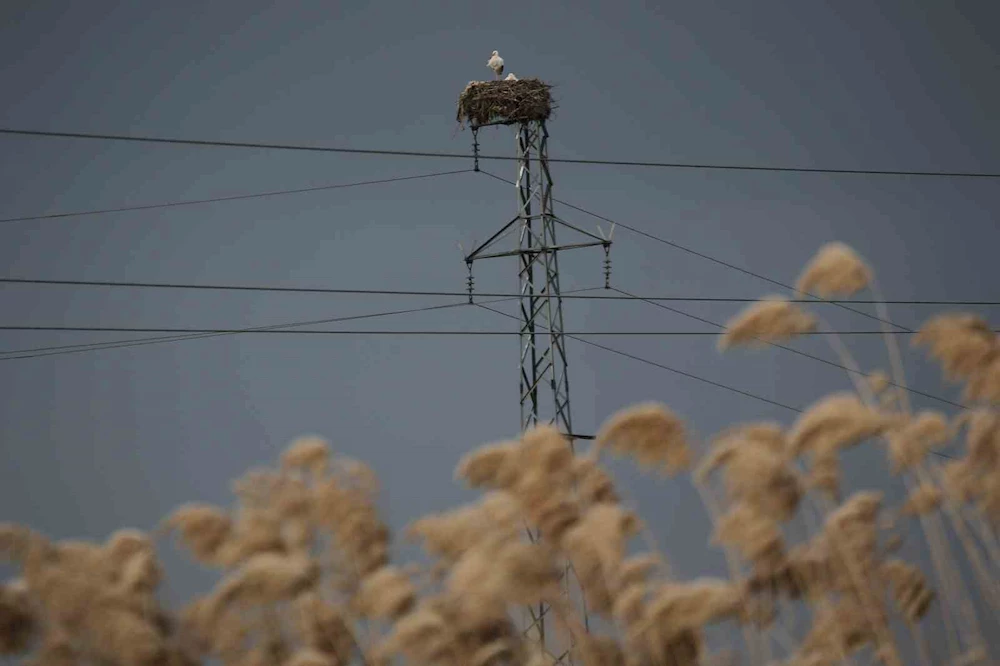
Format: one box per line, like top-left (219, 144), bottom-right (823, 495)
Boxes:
top-left (465, 262), bottom-right (475, 303)
top-left (603, 243), bottom-right (612, 289)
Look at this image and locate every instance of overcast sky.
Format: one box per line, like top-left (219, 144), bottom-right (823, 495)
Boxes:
top-left (1, 0), bottom-right (998, 657)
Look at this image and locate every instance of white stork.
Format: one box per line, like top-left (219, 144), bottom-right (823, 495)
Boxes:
top-left (504, 72), bottom-right (518, 81)
top-left (487, 50), bottom-right (504, 79)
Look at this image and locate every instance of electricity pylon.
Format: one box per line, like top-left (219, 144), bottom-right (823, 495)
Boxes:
top-left (464, 118), bottom-right (612, 663)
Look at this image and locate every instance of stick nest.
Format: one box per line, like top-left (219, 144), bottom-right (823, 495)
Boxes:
top-left (456, 78), bottom-right (554, 127)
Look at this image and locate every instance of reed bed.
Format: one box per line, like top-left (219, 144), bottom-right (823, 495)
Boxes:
top-left (1, 242), bottom-right (998, 666)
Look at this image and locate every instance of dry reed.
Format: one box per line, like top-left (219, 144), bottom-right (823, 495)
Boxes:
top-left (719, 296), bottom-right (818, 350)
top-left (795, 242), bottom-right (872, 298)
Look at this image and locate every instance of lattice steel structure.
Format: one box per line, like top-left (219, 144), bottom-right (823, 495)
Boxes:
top-left (464, 119), bottom-right (611, 663)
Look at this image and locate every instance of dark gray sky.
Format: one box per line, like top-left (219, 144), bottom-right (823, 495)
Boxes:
top-left (1, 0), bottom-right (998, 645)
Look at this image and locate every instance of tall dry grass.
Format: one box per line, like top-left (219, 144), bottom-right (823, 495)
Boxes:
top-left (1, 242), bottom-right (998, 666)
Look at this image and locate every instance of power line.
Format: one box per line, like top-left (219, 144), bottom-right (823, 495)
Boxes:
top-left (479, 170), bottom-right (918, 333)
top-left (474, 303), bottom-right (802, 413)
top-left (579, 338), bottom-right (804, 413)
top-left (0, 301), bottom-right (471, 361)
top-left (3, 323), bottom-right (978, 361)
top-left (4, 127), bottom-right (1000, 179)
top-left (0, 326), bottom-right (955, 336)
top-left (0, 170), bottom-right (471, 224)
top-left (2, 276), bottom-right (998, 307)
top-left (0, 290), bottom-right (598, 361)
top-left (610, 286), bottom-right (966, 410)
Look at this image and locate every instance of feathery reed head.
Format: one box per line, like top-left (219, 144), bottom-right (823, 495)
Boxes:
top-left (355, 566), bottom-right (416, 621)
top-left (596, 402), bottom-right (692, 474)
top-left (281, 435), bottom-right (331, 476)
top-left (788, 392), bottom-right (897, 457)
top-left (913, 313), bottom-right (998, 384)
top-left (795, 242), bottom-right (872, 297)
top-left (885, 411), bottom-right (950, 473)
top-left (719, 296), bottom-right (818, 350)
top-left (162, 504), bottom-right (233, 566)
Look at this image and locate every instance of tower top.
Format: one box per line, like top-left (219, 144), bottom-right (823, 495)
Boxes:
top-left (456, 78), bottom-right (554, 128)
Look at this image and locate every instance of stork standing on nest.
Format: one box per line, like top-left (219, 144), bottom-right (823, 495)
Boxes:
top-left (487, 50), bottom-right (504, 79)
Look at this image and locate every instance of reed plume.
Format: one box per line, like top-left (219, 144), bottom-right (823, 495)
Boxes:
top-left (795, 241), bottom-right (872, 298)
top-left (719, 296), bottom-right (818, 350)
top-left (595, 402), bottom-right (692, 474)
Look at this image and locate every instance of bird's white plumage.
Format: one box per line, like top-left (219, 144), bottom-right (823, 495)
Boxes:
top-left (504, 72), bottom-right (518, 81)
top-left (487, 50), bottom-right (504, 79)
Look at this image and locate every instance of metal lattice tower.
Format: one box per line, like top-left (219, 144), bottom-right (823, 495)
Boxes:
top-left (464, 119), bottom-right (612, 663)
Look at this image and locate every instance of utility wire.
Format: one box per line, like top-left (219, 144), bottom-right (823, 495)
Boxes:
top-left (474, 303), bottom-right (802, 413)
top-left (0, 301), bottom-right (470, 361)
top-left (4, 127), bottom-right (1000, 179)
top-left (0, 290), bottom-right (592, 361)
top-left (0, 170), bottom-right (471, 224)
top-left (0, 326), bottom-right (956, 336)
top-left (610, 285), bottom-right (965, 410)
top-left (3, 277), bottom-right (998, 307)
top-left (480, 170), bottom-right (917, 333)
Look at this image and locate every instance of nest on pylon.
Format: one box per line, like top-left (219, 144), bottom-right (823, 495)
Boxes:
top-left (456, 78), bottom-right (554, 127)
